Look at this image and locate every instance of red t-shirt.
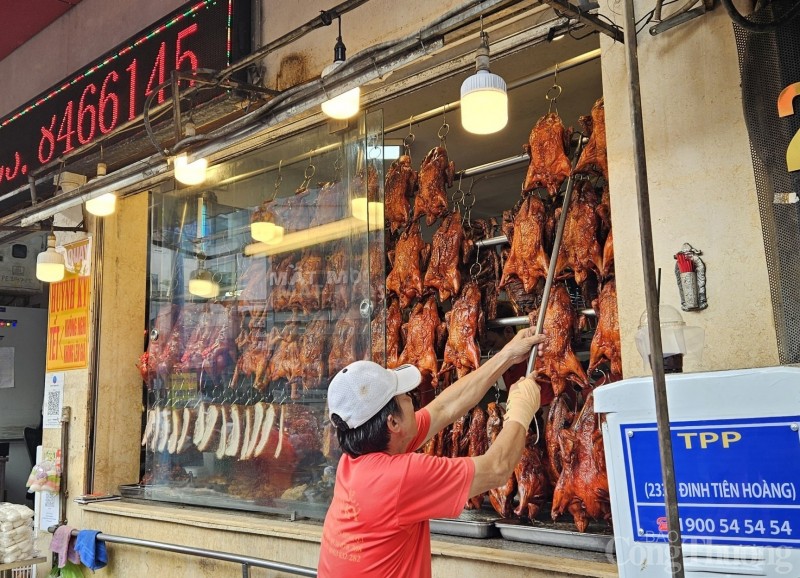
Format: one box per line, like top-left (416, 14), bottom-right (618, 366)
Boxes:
top-left (317, 408), bottom-right (475, 578)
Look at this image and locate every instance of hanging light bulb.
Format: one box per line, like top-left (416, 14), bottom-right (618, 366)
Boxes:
top-left (460, 28), bottom-right (508, 135)
top-left (36, 234), bottom-right (65, 283)
top-left (85, 162), bottom-right (117, 217)
top-left (188, 265), bottom-right (219, 298)
top-left (321, 15), bottom-right (360, 120)
top-left (174, 152), bottom-right (208, 186)
top-left (250, 221), bottom-right (285, 245)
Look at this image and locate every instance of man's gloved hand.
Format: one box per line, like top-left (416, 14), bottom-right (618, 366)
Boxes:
top-left (503, 375), bottom-right (541, 428)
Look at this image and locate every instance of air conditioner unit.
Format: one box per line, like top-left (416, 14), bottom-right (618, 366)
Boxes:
top-left (0, 236), bottom-right (44, 294)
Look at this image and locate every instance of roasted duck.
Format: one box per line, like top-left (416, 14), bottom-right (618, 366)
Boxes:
top-left (382, 298), bottom-right (403, 367)
top-left (398, 296), bottom-right (445, 388)
top-left (310, 180), bottom-right (345, 227)
top-left (200, 304), bottom-right (237, 384)
top-left (413, 146), bottom-right (455, 226)
top-left (514, 430), bottom-right (549, 519)
top-left (500, 195), bottom-right (550, 294)
top-left (574, 97), bottom-right (608, 180)
top-left (268, 322), bottom-right (301, 388)
top-left (555, 181), bottom-right (603, 285)
top-left (466, 218), bottom-right (501, 320)
top-left (441, 282), bottom-right (483, 379)
top-left (321, 241), bottom-right (351, 312)
top-left (465, 406), bottom-right (489, 510)
top-left (487, 402), bottom-right (517, 518)
top-left (293, 314), bottom-right (329, 398)
top-left (532, 284), bottom-right (589, 395)
top-left (602, 228), bottom-right (614, 279)
top-left (271, 254), bottom-right (298, 312)
top-left (551, 392), bottom-right (611, 531)
top-left (589, 280), bottom-right (622, 379)
top-left (450, 414), bottom-right (470, 458)
top-left (232, 320), bottom-right (278, 390)
top-left (385, 155), bottom-right (418, 233)
top-left (424, 211), bottom-right (467, 301)
top-left (288, 249), bottom-right (323, 314)
top-left (386, 222), bottom-right (428, 308)
top-left (545, 395), bottom-right (574, 487)
top-left (328, 311), bottom-right (360, 377)
top-left (523, 113), bottom-right (572, 196)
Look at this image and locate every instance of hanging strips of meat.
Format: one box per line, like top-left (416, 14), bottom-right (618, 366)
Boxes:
top-left (500, 195), bottom-right (550, 294)
top-left (413, 146), bottom-right (455, 226)
top-left (589, 279), bottom-right (622, 380)
top-left (522, 113), bottom-right (572, 196)
top-left (423, 211), bottom-right (466, 301)
top-left (386, 222), bottom-right (428, 308)
top-left (532, 284), bottom-right (589, 395)
top-left (554, 181), bottom-right (603, 286)
top-left (441, 282), bottom-right (483, 379)
top-left (385, 155), bottom-right (418, 233)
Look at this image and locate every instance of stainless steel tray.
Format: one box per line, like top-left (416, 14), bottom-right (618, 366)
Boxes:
top-left (495, 518), bottom-right (614, 553)
top-left (431, 518), bottom-right (499, 539)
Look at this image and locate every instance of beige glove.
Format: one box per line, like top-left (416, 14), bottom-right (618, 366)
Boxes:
top-left (503, 375), bottom-right (541, 428)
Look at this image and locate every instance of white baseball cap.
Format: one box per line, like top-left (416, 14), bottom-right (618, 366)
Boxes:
top-left (327, 361), bottom-right (422, 429)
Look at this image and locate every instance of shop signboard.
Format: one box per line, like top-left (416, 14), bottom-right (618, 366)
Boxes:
top-left (622, 415), bottom-right (800, 549)
top-left (46, 237), bottom-right (92, 371)
top-left (0, 0), bottom-right (251, 196)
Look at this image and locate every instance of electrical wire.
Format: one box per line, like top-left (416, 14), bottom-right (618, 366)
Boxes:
top-left (720, 0), bottom-right (800, 32)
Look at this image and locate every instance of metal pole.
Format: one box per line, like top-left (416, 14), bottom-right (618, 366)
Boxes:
top-left (58, 407), bottom-right (71, 526)
top-left (622, 0), bottom-right (684, 574)
top-left (526, 135), bottom-right (586, 375)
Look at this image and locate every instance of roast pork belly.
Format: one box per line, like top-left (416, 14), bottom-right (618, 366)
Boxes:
top-left (413, 146), bottom-right (455, 226)
top-left (385, 154), bottom-right (418, 233)
top-left (523, 112), bottom-right (572, 196)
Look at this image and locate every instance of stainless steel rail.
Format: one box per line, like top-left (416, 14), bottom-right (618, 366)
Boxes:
top-left (52, 528), bottom-right (317, 578)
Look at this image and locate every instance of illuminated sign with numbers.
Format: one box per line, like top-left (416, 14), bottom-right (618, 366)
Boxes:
top-left (0, 0), bottom-right (251, 196)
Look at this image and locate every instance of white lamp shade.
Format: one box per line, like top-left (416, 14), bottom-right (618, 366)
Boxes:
top-left (188, 268), bottom-right (219, 298)
top-left (85, 193), bottom-right (117, 216)
top-left (251, 221), bottom-right (277, 243)
top-left (36, 236), bottom-right (65, 283)
top-left (321, 86), bottom-right (360, 119)
top-left (460, 70), bottom-right (508, 134)
top-left (351, 198), bottom-right (384, 229)
top-left (174, 153), bottom-right (208, 186)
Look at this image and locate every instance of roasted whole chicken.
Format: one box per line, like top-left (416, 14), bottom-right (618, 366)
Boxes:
top-left (385, 155), bottom-right (418, 233)
top-left (523, 113), bottom-right (572, 196)
top-left (288, 249), bottom-right (322, 314)
top-left (500, 195), bottom-right (550, 294)
top-left (545, 395), bottom-right (574, 487)
top-left (413, 146), bottom-right (455, 226)
top-left (441, 282), bottom-right (483, 379)
top-left (514, 430), bottom-right (549, 519)
top-left (398, 296), bottom-right (446, 388)
top-left (465, 406), bottom-right (489, 510)
top-left (487, 402), bottom-right (517, 518)
top-left (574, 97), bottom-right (608, 180)
top-left (532, 284), bottom-right (589, 395)
top-left (551, 392), bottom-right (611, 532)
top-left (589, 280), bottom-right (622, 379)
top-left (555, 181), bottom-right (603, 285)
top-left (424, 211), bottom-right (467, 301)
top-left (386, 222), bottom-right (429, 308)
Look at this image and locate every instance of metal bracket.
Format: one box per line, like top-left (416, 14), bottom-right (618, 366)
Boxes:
top-left (650, 6), bottom-right (708, 35)
top-left (540, 0), bottom-right (625, 43)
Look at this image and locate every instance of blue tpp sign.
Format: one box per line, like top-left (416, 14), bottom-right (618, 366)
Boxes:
top-left (622, 416), bottom-right (800, 548)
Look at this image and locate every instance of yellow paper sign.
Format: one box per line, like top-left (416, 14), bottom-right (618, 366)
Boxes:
top-left (46, 237), bottom-right (92, 371)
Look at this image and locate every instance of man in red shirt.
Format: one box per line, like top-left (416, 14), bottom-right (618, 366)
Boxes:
top-left (318, 327), bottom-right (546, 577)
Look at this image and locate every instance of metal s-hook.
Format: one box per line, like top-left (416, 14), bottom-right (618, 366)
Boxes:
top-left (299, 156), bottom-right (316, 191)
top-left (546, 63), bottom-right (562, 114)
top-left (404, 116), bottom-right (415, 156)
top-left (438, 105), bottom-right (450, 147)
top-left (270, 159), bottom-right (283, 201)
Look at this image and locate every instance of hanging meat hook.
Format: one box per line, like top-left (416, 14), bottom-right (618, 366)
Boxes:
top-left (545, 63), bottom-right (562, 114)
top-left (438, 104), bottom-right (450, 149)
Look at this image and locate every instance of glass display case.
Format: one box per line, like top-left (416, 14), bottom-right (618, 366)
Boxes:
top-left (134, 111), bottom-right (386, 518)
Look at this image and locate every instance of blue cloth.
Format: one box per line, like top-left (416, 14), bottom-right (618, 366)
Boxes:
top-left (74, 529), bottom-right (108, 571)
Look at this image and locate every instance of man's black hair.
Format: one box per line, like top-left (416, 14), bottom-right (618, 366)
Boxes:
top-left (332, 397), bottom-right (402, 458)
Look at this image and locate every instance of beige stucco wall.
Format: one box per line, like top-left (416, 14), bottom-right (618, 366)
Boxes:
top-left (598, 3), bottom-right (779, 376)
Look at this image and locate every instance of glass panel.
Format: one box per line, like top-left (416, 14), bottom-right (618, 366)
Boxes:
top-left (140, 110), bottom-right (384, 518)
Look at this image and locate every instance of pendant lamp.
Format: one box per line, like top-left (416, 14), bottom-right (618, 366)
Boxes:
top-left (36, 234), bottom-right (65, 283)
top-left (321, 15), bottom-right (360, 120)
top-left (460, 30), bottom-right (508, 135)
top-left (85, 162), bottom-right (117, 217)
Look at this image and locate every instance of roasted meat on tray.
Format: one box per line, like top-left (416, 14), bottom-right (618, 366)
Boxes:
top-left (441, 282), bottom-right (483, 379)
top-left (589, 279), bottom-right (622, 380)
top-left (424, 210), bottom-right (467, 302)
top-left (386, 222), bottom-right (428, 308)
top-left (574, 97), bottom-right (608, 180)
top-left (523, 112), bottom-right (572, 196)
top-left (385, 155), bottom-right (418, 233)
top-left (500, 195), bottom-right (550, 294)
top-left (531, 284), bottom-right (589, 396)
top-left (554, 181), bottom-right (603, 286)
top-left (551, 392), bottom-right (611, 532)
top-left (413, 146), bottom-right (455, 226)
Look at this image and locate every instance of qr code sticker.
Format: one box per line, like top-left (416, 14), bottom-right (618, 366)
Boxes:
top-left (46, 389), bottom-right (60, 418)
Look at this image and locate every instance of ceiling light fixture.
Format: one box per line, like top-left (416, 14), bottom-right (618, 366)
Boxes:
top-left (460, 24), bottom-right (508, 135)
top-left (320, 12), bottom-right (360, 120)
top-left (84, 162), bottom-right (117, 217)
top-left (36, 233), bottom-right (65, 283)
top-left (250, 221), bottom-right (285, 245)
top-left (174, 122), bottom-right (207, 186)
top-left (188, 257), bottom-right (219, 299)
